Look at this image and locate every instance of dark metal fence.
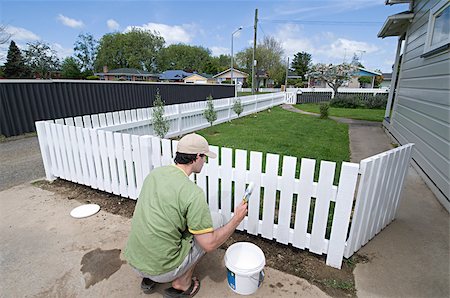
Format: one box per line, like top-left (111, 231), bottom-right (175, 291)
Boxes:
top-left (297, 91), bottom-right (333, 103)
top-left (0, 80), bottom-right (234, 137)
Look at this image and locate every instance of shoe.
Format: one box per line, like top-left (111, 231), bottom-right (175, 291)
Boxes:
top-left (163, 277), bottom-right (200, 298)
top-left (141, 277), bottom-right (156, 294)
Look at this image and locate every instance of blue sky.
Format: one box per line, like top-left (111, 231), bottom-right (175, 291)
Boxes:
top-left (1, 0), bottom-right (408, 72)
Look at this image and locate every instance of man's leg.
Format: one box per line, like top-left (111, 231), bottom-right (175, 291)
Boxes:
top-left (170, 259), bottom-right (200, 292)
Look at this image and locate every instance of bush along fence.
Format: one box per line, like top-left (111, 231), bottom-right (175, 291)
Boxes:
top-left (35, 94), bottom-right (413, 269)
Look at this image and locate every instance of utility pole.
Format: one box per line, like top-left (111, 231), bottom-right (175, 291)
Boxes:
top-left (251, 8), bottom-right (258, 95)
top-left (284, 57), bottom-right (289, 90)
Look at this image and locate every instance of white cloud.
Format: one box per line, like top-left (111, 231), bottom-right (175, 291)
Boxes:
top-left (125, 23), bottom-right (193, 44)
top-left (318, 38), bottom-right (378, 60)
top-left (5, 26), bottom-right (40, 42)
top-left (210, 46), bottom-right (229, 56)
top-left (107, 19), bottom-right (120, 31)
top-left (57, 14), bottom-right (84, 28)
top-left (52, 43), bottom-right (73, 60)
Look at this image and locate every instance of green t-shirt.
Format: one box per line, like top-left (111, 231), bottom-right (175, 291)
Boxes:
top-left (124, 165), bottom-right (213, 275)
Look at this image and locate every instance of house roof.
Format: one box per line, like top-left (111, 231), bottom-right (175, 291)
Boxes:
top-left (94, 68), bottom-right (159, 77)
top-left (378, 11), bottom-right (414, 38)
top-left (212, 68), bottom-right (249, 78)
top-left (382, 72), bottom-right (392, 80)
top-left (357, 67), bottom-right (382, 76)
top-left (184, 73), bottom-right (208, 80)
top-left (159, 70), bottom-right (193, 80)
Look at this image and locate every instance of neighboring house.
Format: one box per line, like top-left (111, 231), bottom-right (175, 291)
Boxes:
top-left (94, 67), bottom-right (159, 81)
top-left (308, 67), bottom-right (381, 88)
top-left (213, 68), bottom-right (248, 85)
top-left (381, 72), bottom-right (392, 89)
top-left (183, 73), bottom-right (216, 84)
top-left (255, 70), bottom-right (275, 88)
top-left (159, 70), bottom-right (192, 82)
top-left (378, 0), bottom-right (449, 211)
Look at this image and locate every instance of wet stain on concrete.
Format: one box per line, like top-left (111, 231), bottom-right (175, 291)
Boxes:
top-left (80, 248), bottom-right (125, 288)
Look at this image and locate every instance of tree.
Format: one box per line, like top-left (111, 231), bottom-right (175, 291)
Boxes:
top-left (232, 99), bottom-right (243, 117)
top-left (291, 51), bottom-right (312, 80)
top-left (151, 90), bottom-right (170, 138)
top-left (74, 33), bottom-right (98, 76)
top-left (308, 63), bottom-right (357, 95)
top-left (23, 41), bottom-right (60, 78)
top-left (95, 28), bottom-right (164, 72)
top-left (236, 36), bottom-right (285, 89)
top-left (203, 95), bottom-right (217, 126)
top-left (156, 43), bottom-right (212, 72)
top-left (61, 57), bottom-right (82, 79)
top-left (4, 40), bottom-right (30, 78)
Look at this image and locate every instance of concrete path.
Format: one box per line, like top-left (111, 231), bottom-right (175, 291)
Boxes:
top-left (0, 184), bottom-right (328, 298)
top-left (0, 136), bottom-right (45, 191)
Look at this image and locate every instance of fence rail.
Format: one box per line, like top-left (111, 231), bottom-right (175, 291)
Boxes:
top-left (286, 88), bottom-right (389, 104)
top-left (35, 94), bottom-right (413, 269)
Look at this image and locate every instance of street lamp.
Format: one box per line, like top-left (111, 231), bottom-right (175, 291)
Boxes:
top-left (231, 26), bottom-right (243, 95)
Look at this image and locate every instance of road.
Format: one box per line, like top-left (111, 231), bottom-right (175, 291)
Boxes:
top-left (0, 136), bottom-right (45, 191)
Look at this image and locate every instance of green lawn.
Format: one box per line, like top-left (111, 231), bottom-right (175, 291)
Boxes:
top-left (237, 91), bottom-right (272, 96)
top-left (196, 106), bottom-right (350, 182)
top-left (295, 103), bottom-right (385, 122)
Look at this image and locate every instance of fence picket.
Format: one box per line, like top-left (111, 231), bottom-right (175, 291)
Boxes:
top-left (62, 125), bottom-right (76, 181)
top-left (234, 150), bottom-right (247, 231)
top-left (91, 115), bottom-right (100, 128)
top-left (82, 115), bottom-right (92, 128)
top-left (119, 111), bottom-right (126, 124)
top-left (98, 130), bottom-right (111, 192)
top-left (161, 139), bottom-right (173, 166)
top-left (390, 145), bottom-right (413, 221)
top-left (69, 125), bottom-right (83, 183)
top-left (90, 129), bottom-right (104, 191)
top-left (99, 113), bottom-right (107, 127)
top-left (112, 112), bottom-right (120, 124)
top-left (75, 126), bottom-right (89, 185)
top-left (64, 117), bottom-right (74, 126)
top-left (106, 131), bottom-right (120, 195)
top-left (310, 161), bottom-right (335, 254)
top-left (380, 149), bottom-right (401, 228)
top-left (326, 162), bottom-right (359, 268)
top-left (83, 128), bottom-right (97, 189)
top-left (151, 137), bottom-right (162, 168)
top-left (123, 134), bottom-right (137, 199)
top-left (35, 122), bottom-right (53, 181)
top-left (261, 153), bottom-right (279, 240)
top-left (207, 146), bottom-right (220, 212)
top-left (132, 135), bottom-right (143, 195)
top-left (125, 110), bottom-right (132, 123)
top-left (375, 151), bottom-right (396, 234)
top-left (114, 133), bottom-right (128, 198)
top-left (293, 158), bottom-right (316, 249)
top-left (74, 116), bottom-right (83, 127)
top-left (277, 156), bottom-right (297, 244)
top-left (139, 136), bottom-right (153, 182)
top-left (220, 148), bottom-right (233, 223)
top-left (44, 122), bottom-right (58, 178)
top-left (49, 123), bottom-right (63, 178)
top-left (247, 151), bottom-right (263, 235)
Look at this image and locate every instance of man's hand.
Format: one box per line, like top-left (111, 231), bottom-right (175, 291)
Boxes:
top-left (234, 200), bottom-right (248, 223)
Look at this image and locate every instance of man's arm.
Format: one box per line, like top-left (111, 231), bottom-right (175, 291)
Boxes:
top-left (194, 201), bottom-right (248, 252)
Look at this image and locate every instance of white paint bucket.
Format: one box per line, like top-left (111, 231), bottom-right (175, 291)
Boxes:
top-left (224, 242), bottom-right (265, 295)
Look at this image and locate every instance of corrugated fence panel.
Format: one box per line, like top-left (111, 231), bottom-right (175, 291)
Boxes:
top-left (0, 80), bottom-right (234, 137)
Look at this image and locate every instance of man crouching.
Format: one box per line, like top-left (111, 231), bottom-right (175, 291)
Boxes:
top-left (125, 133), bottom-right (248, 297)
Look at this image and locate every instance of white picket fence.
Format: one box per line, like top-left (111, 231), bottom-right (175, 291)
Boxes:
top-left (35, 93), bottom-right (414, 269)
top-left (344, 144), bottom-right (413, 258)
top-left (98, 92), bottom-right (285, 136)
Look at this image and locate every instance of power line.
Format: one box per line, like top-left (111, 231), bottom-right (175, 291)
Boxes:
top-left (259, 19), bottom-right (383, 26)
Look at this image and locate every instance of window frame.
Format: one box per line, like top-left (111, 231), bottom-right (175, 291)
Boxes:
top-left (423, 0), bottom-right (450, 55)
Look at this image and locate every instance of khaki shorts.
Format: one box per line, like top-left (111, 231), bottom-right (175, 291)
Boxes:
top-left (133, 211), bottom-right (225, 283)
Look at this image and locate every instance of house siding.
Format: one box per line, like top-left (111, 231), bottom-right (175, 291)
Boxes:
top-left (388, 0), bottom-right (450, 207)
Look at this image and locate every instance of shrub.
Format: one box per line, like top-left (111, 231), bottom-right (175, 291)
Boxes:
top-left (232, 99), bottom-right (244, 117)
top-left (85, 75), bottom-right (99, 80)
top-left (330, 94), bottom-right (364, 108)
top-left (221, 80), bottom-right (231, 84)
top-left (241, 81), bottom-right (248, 88)
top-left (365, 94), bottom-right (388, 109)
top-left (319, 103), bottom-right (329, 119)
top-left (151, 89), bottom-right (170, 138)
top-left (203, 95), bottom-right (217, 126)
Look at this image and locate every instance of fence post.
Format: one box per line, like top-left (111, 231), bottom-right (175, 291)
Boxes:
top-left (35, 121), bottom-right (56, 181)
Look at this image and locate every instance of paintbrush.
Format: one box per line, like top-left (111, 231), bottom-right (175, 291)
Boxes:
top-left (242, 182), bottom-right (254, 203)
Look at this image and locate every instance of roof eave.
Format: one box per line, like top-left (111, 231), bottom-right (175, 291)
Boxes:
top-left (378, 12), bottom-right (414, 38)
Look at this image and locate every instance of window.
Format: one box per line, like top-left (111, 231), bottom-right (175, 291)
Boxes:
top-left (424, 0), bottom-right (450, 55)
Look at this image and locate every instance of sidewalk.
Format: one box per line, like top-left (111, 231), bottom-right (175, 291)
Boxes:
top-left (0, 183), bottom-right (328, 297)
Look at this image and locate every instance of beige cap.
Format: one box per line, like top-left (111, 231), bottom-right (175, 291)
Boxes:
top-left (177, 133), bottom-right (217, 158)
